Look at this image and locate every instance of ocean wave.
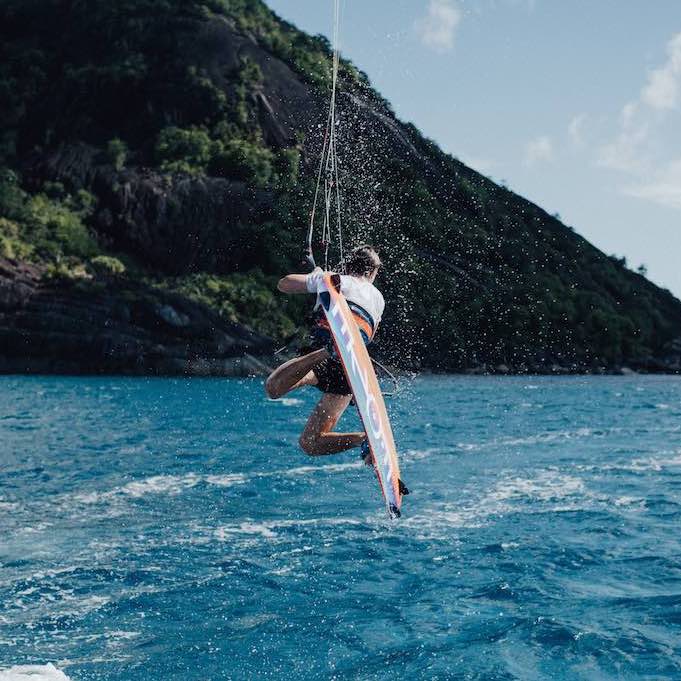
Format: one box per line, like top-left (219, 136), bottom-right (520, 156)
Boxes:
top-left (630, 451), bottom-right (681, 471)
top-left (578, 450), bottom-right (681, 474)
top-left (280, 398), bottom-right (304, 407)
top-left (214, 515), bottom-right (364, 541)
top-left (281, 462), bottom-right (362, 476)
top-left (455, 427), bottom-right (601, 452)
top-left (204, 474), bottom-right (249, 487)
top-left (22, 463), bottom-right (372, 527)
top-left (403, 470), bottom-right (592, 537)
top-left (401, 447), bottom-right (441, 461)
top-left (0, 665), bottom-right (72, 681)
top-left (8, 589), bottom-right (110, 618)
top-left (490, 471), bottom-right (585, 503)
top-left (71, 463), bottom-right (364, 507)
top-left (72, 472), bottom-right (247, 505)
top-left (612, 496), bottom-right (646, 508)
top-left (265, 397), bottom-right (303, 406)
top-left (215, 522), bottom-right (278, 540)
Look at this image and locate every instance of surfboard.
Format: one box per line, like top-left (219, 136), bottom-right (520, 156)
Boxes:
top-left (317, 273), bottom-right (403, 518)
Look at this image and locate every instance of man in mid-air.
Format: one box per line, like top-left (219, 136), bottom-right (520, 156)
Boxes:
top-left (265, 245), bottom-right (406, 490)
top-left (266, 244), bottom-right (384, 455)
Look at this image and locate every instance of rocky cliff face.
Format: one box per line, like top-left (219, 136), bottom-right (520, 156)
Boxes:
top-left (25, 143), bottom-right (276, 276)
top-left (0, 257), bottom-right (273, 375)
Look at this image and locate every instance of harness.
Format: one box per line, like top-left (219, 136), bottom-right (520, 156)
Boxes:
top-left (313, 301), bottom-right (375, 345)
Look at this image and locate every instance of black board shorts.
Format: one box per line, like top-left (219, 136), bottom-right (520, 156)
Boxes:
top-left (303, 307), bottom-right (374, 397)
top-left (300, 325), bottom-right (352, 396)
top-left (312, 355), bottom-right (351, 396)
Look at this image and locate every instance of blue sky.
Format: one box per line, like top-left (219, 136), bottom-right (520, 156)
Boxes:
top-left (267, 0), bottom-right (681, 297)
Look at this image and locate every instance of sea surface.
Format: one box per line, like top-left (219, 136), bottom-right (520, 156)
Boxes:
top-left (1, 375), bottom-right (681, 680)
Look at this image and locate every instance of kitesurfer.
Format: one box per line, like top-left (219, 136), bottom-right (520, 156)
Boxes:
top-left (266, 245), bottom-right (384, 458)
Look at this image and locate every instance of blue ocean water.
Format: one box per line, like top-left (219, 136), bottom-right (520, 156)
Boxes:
top-left (1, 375), bottom-right (681, 680)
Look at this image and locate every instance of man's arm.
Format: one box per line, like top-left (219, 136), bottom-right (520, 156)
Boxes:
top-left (277, 273), bottom-right (311, 294)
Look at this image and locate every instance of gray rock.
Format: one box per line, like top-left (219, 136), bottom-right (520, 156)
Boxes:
top-left (0, 257), bottom-right (273, 376)
top-left (157, 304), bottom-right (190, 328)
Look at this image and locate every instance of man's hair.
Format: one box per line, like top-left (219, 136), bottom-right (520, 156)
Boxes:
top-left (343, 245), bottom-right (381, 277)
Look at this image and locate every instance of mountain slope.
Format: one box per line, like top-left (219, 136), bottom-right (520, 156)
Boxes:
top-left (1, 0), bottom-right (680, 374)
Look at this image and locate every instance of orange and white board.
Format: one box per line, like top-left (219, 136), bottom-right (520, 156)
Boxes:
top-left (318, 273), bottom-right (403, 518)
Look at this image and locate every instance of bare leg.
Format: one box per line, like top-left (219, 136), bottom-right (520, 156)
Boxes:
top-left (265, 348), bottom-right (328, 399)
top-left (299, 393), bottom-right (365, 456)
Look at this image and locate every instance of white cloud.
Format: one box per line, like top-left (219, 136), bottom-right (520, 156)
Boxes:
top-left (479, 0), bottom-right (537, 12)
top-left (597, 119), bottom-right (650, 173)
top-left (641, 32), bottom-right (681, 110)
top-left (568, 114), bottom-right (587, 147)
top-left (643, 68), bottom-right (679, 110)
top-left (595, 31), bottom-right (681, 211)
top-left (625, 159), bottom-right (681, 210)
top-left (599, 99), bottom-right (651, 173)
top-left (415, 0), bottom-right (462, 53)
top-left (620, 101), bottom-right (638, 126)
top-left (524, 135), bottom-right (554, 166)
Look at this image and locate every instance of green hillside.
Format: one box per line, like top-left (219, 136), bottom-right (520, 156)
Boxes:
top-left (1, 0), bottom-right (680, 373)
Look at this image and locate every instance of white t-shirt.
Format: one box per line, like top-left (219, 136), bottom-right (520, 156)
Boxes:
top-left (306, 268), bottom-right (385, 327)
